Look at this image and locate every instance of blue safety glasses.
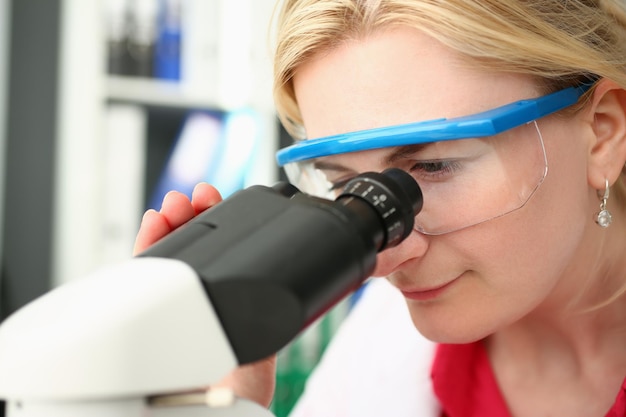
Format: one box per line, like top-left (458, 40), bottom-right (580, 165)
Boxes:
top-left (276, 84), bottom-right (591, 166)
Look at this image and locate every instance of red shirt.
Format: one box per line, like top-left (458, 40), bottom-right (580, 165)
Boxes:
top-left (431, 341), bottom-right (626, 417)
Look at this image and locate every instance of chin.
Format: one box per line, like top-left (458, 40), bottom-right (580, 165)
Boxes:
top-left (406, 302), bottom-right (497, 344)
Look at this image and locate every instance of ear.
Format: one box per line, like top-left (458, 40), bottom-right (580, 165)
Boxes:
top-left (586, 79), bottom-right (626, 190)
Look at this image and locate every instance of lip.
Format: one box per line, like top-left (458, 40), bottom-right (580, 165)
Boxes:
top-left (400, 277), bottom-right (459, 302)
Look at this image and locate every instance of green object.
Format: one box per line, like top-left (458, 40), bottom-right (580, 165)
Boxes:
top-left (271, 299), bottom-right (350, 416)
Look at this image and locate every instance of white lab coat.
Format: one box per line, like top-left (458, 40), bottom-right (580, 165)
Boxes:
top-left (288, 278), bottom-right (440, 417)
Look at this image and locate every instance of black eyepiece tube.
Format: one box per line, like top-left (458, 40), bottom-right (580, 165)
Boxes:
top-left (338, 169), bottom-right (423, 250)
top-left (139, 168), bottom-right (422, 364)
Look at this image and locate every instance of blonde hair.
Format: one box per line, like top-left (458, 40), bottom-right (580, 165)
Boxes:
top-left (273, 0), bottom-right (626, 139)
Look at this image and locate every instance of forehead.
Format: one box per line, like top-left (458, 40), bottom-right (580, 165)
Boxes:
top-left (293, 26), bottom-right (538, 140)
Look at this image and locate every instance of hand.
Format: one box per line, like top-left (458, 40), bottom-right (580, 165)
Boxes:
top-left (133, 183), bottom-right (277, 408)
top-left (212, 355), bottom-right (277, 408)
top-left (133, 183), bottom-right (223, 255)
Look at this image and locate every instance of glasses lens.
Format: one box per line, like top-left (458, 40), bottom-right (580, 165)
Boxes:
top-left (284, 121), bottom-right (547, 235)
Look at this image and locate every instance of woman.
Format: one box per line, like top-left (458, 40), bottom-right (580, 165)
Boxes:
top-left (135, 0), bottom-right (626, 415)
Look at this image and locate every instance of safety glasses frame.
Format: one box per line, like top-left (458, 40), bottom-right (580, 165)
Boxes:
top-left (276, 84), bottom-right (591, 166)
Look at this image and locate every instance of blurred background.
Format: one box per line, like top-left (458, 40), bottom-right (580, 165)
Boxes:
top-left (0, 1), bottom-right (348, 416)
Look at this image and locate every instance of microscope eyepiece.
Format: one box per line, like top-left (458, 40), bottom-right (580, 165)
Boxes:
top-left (337, 168), bottom-right (423, 250)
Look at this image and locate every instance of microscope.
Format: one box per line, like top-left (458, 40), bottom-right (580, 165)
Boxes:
top-left (0, 168), bottom-right (422, 416)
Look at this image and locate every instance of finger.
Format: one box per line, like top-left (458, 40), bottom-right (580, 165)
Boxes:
top-left (159, 190), bottom-right (196, 229)
top-left (133, 209), bottom-right (171, 255)
top-left (212, 355), bottom-right (277, 408)
top-left (191, 183), bottom-right (223, 214)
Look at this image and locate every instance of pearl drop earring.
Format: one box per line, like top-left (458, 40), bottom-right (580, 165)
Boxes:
top-left (595, 179), bottom-right (612, 228)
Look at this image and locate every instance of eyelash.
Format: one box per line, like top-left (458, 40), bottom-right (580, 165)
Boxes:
top-left (329, 176), bottom-right (354, 192)
top-left (409, 160), bottom-right (462, 180)
top-left (326, 159), bottom-right (462, 192)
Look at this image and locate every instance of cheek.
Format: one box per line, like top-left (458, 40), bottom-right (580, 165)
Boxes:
top-left (403, 136), bottom-right (590, 343)
top-left (483, 120), bottom-right (592, 294)
top-left (406, 215), bottom-right (584, 343)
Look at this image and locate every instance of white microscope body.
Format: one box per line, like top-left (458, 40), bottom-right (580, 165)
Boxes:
top-left (0, 258), bottom-right (273, 416)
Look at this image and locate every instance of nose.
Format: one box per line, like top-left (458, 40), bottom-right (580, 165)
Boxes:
top-left (373, 229), bottom-right (429, 277)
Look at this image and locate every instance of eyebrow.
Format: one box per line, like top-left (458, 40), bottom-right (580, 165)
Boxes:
top-left (312, 143), bottom-right (431, 173)
top-left (313, 159), bottom-right (353, 173)
top-left (385, 144), bottom-right (429, 164)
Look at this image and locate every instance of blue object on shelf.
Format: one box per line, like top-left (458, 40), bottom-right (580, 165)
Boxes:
top-left (153, 0), bottom-right (182, 81)
top-left (148, 110), bottom-right (224, 210)
top-left (148, 108), bottom-right (262, 211)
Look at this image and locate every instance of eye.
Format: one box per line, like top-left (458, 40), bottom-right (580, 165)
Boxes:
top-left (409, 159), bottom-right (462, 180)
